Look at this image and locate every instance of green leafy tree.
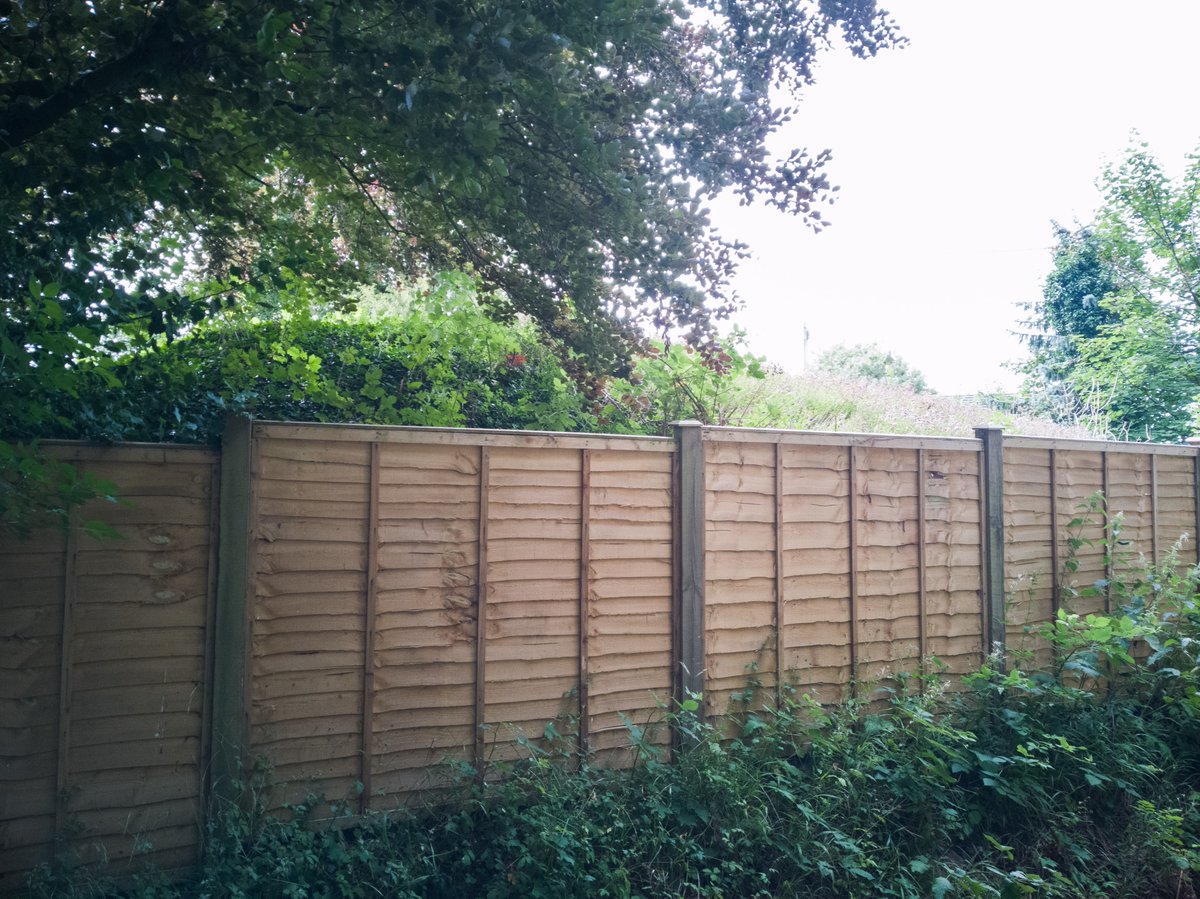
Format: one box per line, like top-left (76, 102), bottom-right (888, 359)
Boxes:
top-left (0, 0), bottom-right (903, 535)
top-left (814, 342), bottom-right (931, 393)
top-left (1080, 142), bottom-right (1200, 441)
top-left (1073, 294), bottom-right (1198, 441)
top-left (1019, 142), bottom-right (1200, 441)
top-left (1097, 142), bottom-right (1200, 312)
top-left (1, 0), bottom-right (903, 437)
top-left (1017, 224), bottom-right (1122, 420)
top-left (601, 330), bottom-right (767, 432)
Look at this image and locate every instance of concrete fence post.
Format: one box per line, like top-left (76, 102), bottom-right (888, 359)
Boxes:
top-left (672, 420), bottom-right (706, 719)
top-left (974, 426), bottom-right (1006, 665)
top-left (210, 415), bottom-right (253, 799)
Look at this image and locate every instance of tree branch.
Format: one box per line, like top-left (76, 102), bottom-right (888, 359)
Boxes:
top-left (333, 155), bottom-right (417, 241)
top-left (0, 9), bottom-right (194, 153)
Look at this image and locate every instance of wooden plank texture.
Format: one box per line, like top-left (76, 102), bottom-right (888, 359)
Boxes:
top-left (1, 443), bottom-right (216, 888)
top-left (7, 425), bottom-right (1194, 889)
top-left (249, 432), bottom-right (369, 813)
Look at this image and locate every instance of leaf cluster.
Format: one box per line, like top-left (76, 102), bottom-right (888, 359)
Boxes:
top-left (598, 328), bottom-right (767, 432)
top-left (1019, 142), bottom-right (1200, 441)
top-left (1, 0), bottom-right (904, 439)
top-left (53, 276), bottom-right (602, 445)
top-left (0, 442), bottom-right (120, 541)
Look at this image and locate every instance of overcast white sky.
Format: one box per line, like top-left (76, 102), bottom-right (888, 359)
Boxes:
top-left (712, 0), bottom-right (1200, 395)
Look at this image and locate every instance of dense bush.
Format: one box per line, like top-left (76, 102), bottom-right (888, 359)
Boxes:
top-left (50, 282), bottom-right (601, 445)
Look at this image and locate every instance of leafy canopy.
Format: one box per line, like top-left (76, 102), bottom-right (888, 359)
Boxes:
top-left (602, 328), bottom-right (767, 431)
top-left (814, 342), bottom-right (931, 393)
top-left (63, 273), bottom-right (602, 444)
top-left (1019, 141), bottom-right (1200, 441)
top-left (1014, 225), bottom-right (1123, 424)
top-left (0, 0), bottom-right (903, 441)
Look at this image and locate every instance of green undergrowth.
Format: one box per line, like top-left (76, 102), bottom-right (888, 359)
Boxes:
top-left (28, 555), bottom-right (1200, 899)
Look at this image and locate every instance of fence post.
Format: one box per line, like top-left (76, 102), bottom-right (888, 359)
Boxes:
top-left (210, 415), bottom-right (253, 800)
top-left (1192, 445), bottom-right (1200, 565)
top-left (974, 426), bottom-right (1006, 665)
top-left (673, 420), bottom-right (706, 718)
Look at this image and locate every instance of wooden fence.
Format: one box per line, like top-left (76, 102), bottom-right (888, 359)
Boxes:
top-left (2, 421), bottom-right (1197, 889)
top-left (695, 427), bottom-right (988, 717)
top-left (215, 420), bottom-right (679, 815)
top-left (1, 444), bottom-right (219, 889)
top-left (1001, 436), bottom-right (1200, 668)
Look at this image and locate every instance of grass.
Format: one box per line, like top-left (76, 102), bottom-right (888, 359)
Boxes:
top-left (722, 371), bottom-right (1107, 439)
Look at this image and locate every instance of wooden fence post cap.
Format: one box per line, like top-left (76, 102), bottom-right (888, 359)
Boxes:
top-left (671, 420), bottom-right (704, 428)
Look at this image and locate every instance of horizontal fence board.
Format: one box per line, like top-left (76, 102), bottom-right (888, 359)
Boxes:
top-left (67, 790), bottom-right (201, 834)
top-left (0, 780), bottom-right (54, 827)
top-left (589, 540), bottom-right (674, 562)
top-left (253, 690), bottom-right (363, 724)
top-left (252, 652), bottom-right (363, 676)
top-left (708, 427), bottom-right (980, 453)
top-left (71, 681), bottom-right (204, 721)
top-left (67, 710), bottom-right (203, 751)
top-left (372, 648), bottom-right (475, 676)
top-left (1005, 435), bottom-right (1197, 455)
top-left (373, 732), bottom-right (472, 766)
top-left (485, 537), bottom-right (579, 563)
top-left (373, 663), bottom-right (476, 690)
top-left (65, 735), bottom-right (203, 775)
top-left (590, 450), bottom-right (674, 473)
top-left (259, 437), bottom-right (377, 466)
top-left (251, 709), bottom-right (361, 743)
top-left (255, 478), bottom-right (371, 503)
top-left (371, 706), bottom-right (475, 733)
top-left (258, 457), bottom-right (370, 485)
